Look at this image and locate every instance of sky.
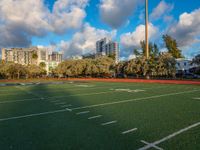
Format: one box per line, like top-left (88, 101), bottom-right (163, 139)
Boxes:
top-left (0, 0), bottom-right (200, 60)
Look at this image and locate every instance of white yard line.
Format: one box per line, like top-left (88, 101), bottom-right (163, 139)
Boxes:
top-left (0, 91), bottom-right (114, 104)
top-left (60, 104), bottom-right (72, 108)
top-left (101, 120), bottom-right (117, 126)
top-left (122, 128), bottom-right (138, 134)
top-left (0, 89), bottom-right (199, 122)
top-left (71, 89), bottom-right (200, 111)
top-left (140, 140), bottom-right (163, 150)
top-left (138, 121), bottom-right (200, 150)
top-left (76, 111), bottom-right (90, 115)
top-left (0, 109), bottom-right (69, 122)
top-left (193, 97), bottom-right (200, 100)
top-left (88, 115), bottom-right (102, 120)
top-left (0, 84), bottom-right (154, 96)
top-left (0, 98), bottom-right (40, 104)
top-left (0, 85), bottom-right (172, 104)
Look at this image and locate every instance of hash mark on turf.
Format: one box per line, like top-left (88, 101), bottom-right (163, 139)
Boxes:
top-left (138, 121), bottom-right (200, 150)
top-left (66, 108), bottom-right (72, 112)
top-left (88, 115), bottom-right (102, 120)
top-left (122, 128), bottom-right (138, 134)
top-left (140, 140), bottom-right (163, 150)
top-left (101, 120), bottom-right (117, 126)
top-left (76, 111), bottom-right (90, 115)
top-left (193, 97), bottom-right (200, 100)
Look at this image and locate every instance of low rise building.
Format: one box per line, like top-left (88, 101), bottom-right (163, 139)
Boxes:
top-left (176, 58), bottom-right (196, 74)
top-left (1, 47), bottom-right (63, 74)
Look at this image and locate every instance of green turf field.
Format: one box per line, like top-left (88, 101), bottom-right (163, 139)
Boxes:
top-left (0, 81), bottom-right (200, 150)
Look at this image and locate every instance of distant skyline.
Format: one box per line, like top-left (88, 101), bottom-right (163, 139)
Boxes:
top-left (0, 0), bottom-right (200, 59)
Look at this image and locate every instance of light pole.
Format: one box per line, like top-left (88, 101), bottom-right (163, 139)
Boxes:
top-left (145, 0), bottom-right (149, 59)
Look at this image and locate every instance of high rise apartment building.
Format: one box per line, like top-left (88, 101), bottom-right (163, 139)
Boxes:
top-left (96, 38), bottom-right (119, 63)
top-left (1, 47), bottom-right (63, 74)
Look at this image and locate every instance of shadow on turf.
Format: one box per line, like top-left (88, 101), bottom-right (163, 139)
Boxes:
top-left (0, 83), bottom-right (142, 150)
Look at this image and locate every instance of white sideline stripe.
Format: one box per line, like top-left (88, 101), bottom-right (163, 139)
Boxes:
top-left (0, 109), bottom-right (68, 122)
top-left (61, 104), bottom-right (72, 108)
top-left (141, 140), bottom-right (163, 150)
top-left (0, 98), bottom-right (41, 104)
top-left (138, 121), bottom-right (200, 150)
top-left (0, 85), bottom-right (173, 104)
top-left (76, 111), bottom-right (90, 115)
top-left (71, 89), bottom-right (200, 110)
top-left (88, 115), bottom-right (102, 120)
top-left (0, 89), bottom-right (199, 122)
top-left (101, 120), bottom-right (117, 126)
top-left (51, 91), bottom-right (114, 99)
top-left (0, 84), bottom-right (157, 97)
top-left (122, 128), bottom-right (137, 134)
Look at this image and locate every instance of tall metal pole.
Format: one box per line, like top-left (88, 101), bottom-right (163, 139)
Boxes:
top-left (145, 0), bottom-right (149, 59)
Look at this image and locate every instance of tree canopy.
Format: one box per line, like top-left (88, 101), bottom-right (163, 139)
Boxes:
top-left (163, 34), bottom-right (183, 58)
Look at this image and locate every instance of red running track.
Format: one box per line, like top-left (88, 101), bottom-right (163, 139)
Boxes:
top-left (68, 78), bottom-right (200, 85)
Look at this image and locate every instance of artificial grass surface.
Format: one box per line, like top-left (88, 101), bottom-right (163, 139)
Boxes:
top-left (0, 81), bottom-right (199, 150)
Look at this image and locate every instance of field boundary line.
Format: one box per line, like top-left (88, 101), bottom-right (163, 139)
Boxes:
top-left (0, 84), bottom-right (161, 96)
top-left (0, 89), bottom-right (199, 122)
top-left (7, 85), bottom-right (132, 94)
top-left (138, 121), bottom-right (200, 150)
top-left (0, 109), bottom-right (69, 122)
top-left (0, 85), bottom-right (171, 104)
top-left (71, 89), bottom-right (200, 110)
top-left (0, 91), bottom-right (114, 104)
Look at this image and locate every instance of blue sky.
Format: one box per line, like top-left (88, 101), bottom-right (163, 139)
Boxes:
top-left (0, 0), bottom-right (200, 59)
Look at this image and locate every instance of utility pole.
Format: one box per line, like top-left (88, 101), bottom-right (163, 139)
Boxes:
top-left (145, 0), bottom-right (149, 59)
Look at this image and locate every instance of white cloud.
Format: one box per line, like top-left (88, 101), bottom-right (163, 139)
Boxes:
top-left (50, 0), bottom-right (88, 34)
top-left (59, 23), bottom-right (117, 58)
top-left (99, 0), bottom-right (140, 28)
top-left (120, 23), bottom-right (158, 50)
top-left (150, 0), bottom-right (174, 21)
top-left (0, 0), bottom-right (88, 47)
top-left (168, 9), bottom-right (200, 47)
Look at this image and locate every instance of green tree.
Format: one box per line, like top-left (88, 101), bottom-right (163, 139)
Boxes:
top-left (27, 65), bottom-right (46, 78)
top-left (140, 41), bottom-right (159, 58)
top-left (39, 62), bottom-right (46, 69)
top-left (156, 52), bottom-right (176, 77)
top-left (163, 34), bottom-right (183, 58)
top-left (133, 49), bottom-right (140, 57)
